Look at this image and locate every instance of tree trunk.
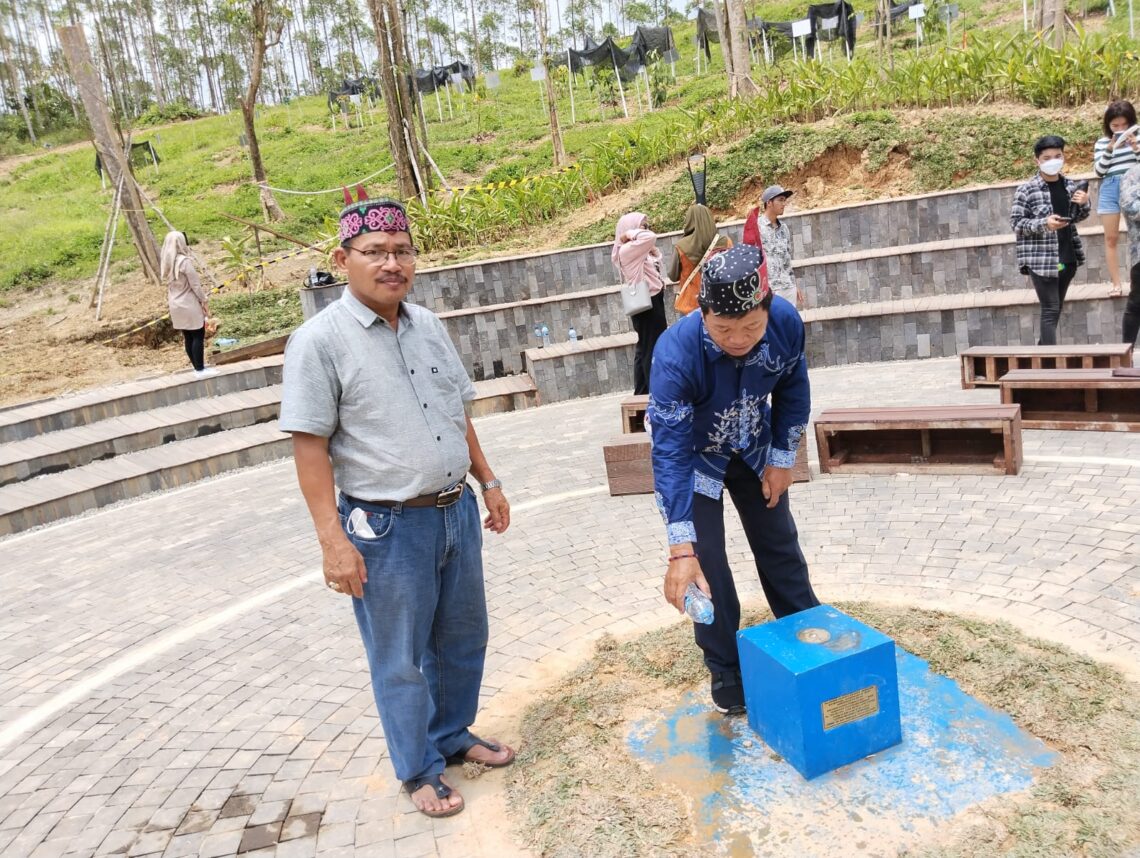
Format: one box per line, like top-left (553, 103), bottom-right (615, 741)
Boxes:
top-left (191, 0), bottom-right (222, 111)
top-left (239, 0), bottom-right (287, 221)
top-left (0, 17), bottom-right (37, 143)
top-left (387, 0), bottom-right (427, 174)
top-left (532, 0), bottom-right (566, 167)
top-left (400, 0), bottom-right (431, 144)
top-left (1043, 0), bottom-right (1066, 47)
top-left (467, 0), bottom-right (481, 69)
top-left (367, 0), bottom-right (423, 200)
top-left (143, 4), bottom-right (168, 107)
top-left (725, 0), bottom-right (757, 96)
top-left (57, 24), bottom-right (162, 288)
top-left (712, 0), bottom-right (735, 93)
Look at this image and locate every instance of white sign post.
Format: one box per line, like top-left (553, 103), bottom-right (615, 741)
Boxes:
top-left (821, 17), bottom-right (838, 62)
top-left (941, 4), bottom-right (959, 43)
top-left (792, 18), bottom-right (812, 61)
top-left (566, 50), bottom-right (576, 124)
top-left (610, 52), bottom-right (629, 119)
top-left (909, 3), bottom-right (926, 50)
top-left (530, 64), bottom-right (546, 121)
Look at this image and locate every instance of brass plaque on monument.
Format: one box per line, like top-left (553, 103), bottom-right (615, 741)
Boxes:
top-left (821, 685), bottom-right (879, 731)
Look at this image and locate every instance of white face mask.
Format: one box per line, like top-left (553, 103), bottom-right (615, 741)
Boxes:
top-left (1039, 157), bottom-right (1065, 176)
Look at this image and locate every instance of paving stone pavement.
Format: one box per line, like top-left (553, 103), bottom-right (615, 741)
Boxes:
top-left (0, 356), bottom-right (1137, 858)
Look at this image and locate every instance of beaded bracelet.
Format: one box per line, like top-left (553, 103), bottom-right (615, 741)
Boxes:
top-left (667, 552), bottom-right (698, 562)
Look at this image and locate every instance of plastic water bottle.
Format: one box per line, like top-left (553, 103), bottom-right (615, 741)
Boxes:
top-left (533, 324), bottom-right (543, 347)
top-left (568, 326), bottom-right (579, 348)
top-left (540, 324), bottom-right (551, 348)
top-left (684, 583), bottom-right (715, 624)
top-left (308, 266), bottom-right (318, 288)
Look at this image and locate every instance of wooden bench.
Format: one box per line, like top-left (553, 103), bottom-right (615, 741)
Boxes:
top-left (603, 433), bottom-right (653, 495)
top-left (814, 405), bottom-right (1023, 476)
top-left (604, 418), bottom-right (811, 495)
top-left (999, 369), bottom-right (1140, 431)
top-left (959, 344), bottom-right (1134, 389)
top-left (620, 395), bottom-right (649, 434)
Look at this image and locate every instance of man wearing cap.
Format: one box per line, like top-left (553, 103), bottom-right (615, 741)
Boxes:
top-left (279, 190), bottom-right (514, 818)
top-left (647, 243), bottom-right (820, 715)
top-left (745, 185), bottom-right (803, 310)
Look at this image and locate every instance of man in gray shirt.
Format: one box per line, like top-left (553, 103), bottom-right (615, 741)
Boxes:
top-left (279, 192), bottom-right (513, 818)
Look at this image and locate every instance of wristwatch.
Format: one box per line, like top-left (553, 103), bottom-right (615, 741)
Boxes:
top-left (480, 478), bottom-right (503, 492)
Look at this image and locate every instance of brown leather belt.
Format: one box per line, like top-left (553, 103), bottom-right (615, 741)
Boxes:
top-left (361, 483), bottom-right (466, 509)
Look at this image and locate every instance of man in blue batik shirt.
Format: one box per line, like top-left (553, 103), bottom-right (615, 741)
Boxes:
top-left (648, 243), bottom-right (820, 715)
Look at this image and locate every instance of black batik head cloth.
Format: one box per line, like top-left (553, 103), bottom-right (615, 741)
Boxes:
top-left (697, 243), bottom-right (771, 315)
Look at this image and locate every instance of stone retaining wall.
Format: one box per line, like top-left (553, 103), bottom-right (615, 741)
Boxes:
top-left (795, 229), bottom-right (1116, 309)
top-left (411, 178), bottom-right (1109, 314)
top-left (804, 291), bottom-right (1125, 368)
top-left (526, 291), bottom-right (1127, 403)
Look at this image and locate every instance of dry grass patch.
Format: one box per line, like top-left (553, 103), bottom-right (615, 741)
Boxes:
top-left (508, 602), bottom-right (1139, 858)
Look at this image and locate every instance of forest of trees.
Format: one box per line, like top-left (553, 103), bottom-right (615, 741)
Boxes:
top-left (0, 0), bottom-right (685, 143)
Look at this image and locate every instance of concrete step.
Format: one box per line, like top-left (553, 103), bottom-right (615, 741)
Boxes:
top-left (0, 373), bottom-right (538, 536)
top-left (0, 386), bottom-right (282, 487)
top-left (430, 223), bottom-right (1121, 383)
top-left (0, 356), bottom-right (284, 444)
top-left (0, 421), bottom-right (292, 537)
top-left (525, 333), bottom-right (638, 405)
top-left (469, 374), bottom-right (538, 416)
top-left (802, 282), bottom-right (1125, 367)
top-left (795, 224), bottom-right (1119, 310)
top-left (519, 284), bottom-right (1129, 401)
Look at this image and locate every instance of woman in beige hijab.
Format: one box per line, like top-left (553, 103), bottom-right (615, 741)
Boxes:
top-left (161, 231), bottom-right (214, 376)
top-left (670, 204), bottom-right (732, 315)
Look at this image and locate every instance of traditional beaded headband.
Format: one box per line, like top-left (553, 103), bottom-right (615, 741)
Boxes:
top-left (338, 185), bottom-right (410, 243)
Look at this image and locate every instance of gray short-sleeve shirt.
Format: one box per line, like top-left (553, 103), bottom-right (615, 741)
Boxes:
top-left (279, 289), bottom-right (477, 501)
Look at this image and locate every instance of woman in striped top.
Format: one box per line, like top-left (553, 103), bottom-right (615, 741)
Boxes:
top-left (1094, 100), bottom-right (1139, 296)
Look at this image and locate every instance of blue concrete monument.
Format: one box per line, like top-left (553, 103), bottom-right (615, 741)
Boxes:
top-left (737, 605), bottom-right (902, 779)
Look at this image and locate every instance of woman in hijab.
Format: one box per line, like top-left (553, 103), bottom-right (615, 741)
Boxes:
top-left (613, 212), bottom-right (666, 396)
top-left (670, 204), bottom-right (732, 315)
top-left (161, 230), bottom-right (215, 376)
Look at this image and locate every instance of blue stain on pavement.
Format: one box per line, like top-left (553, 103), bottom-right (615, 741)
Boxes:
top-left (627, 649), bottom-right (1056, 855)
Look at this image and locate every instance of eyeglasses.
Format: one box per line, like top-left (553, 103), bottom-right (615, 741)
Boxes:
top-left (346, 246), bottom-right (418, 265)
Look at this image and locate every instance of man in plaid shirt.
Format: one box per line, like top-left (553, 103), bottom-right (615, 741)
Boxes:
top-left (1010, 135), bottom-right (1092, 345)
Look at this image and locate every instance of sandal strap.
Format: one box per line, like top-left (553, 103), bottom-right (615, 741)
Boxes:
top-left (405, 773), bottom-right (451, 799)
top-left (457, 735), bottom-right (501, 757)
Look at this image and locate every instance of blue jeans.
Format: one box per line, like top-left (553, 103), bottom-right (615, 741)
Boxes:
top-left (1098, 173), bottom-right (1121, 215)
top-left (338, 488), bottom-right (488, 783)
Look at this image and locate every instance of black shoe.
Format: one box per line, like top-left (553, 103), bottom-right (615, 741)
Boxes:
top-left (710, 670), bottom-right (745, 715)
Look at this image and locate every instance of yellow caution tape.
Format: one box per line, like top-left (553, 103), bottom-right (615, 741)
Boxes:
top-left (431, 163), bottom-right (581, 196)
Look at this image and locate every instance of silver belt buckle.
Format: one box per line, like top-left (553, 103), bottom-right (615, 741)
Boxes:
top-left (435, 483), bottom-right (464, 508)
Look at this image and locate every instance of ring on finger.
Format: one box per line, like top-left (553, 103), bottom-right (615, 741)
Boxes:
top-left (327, 580), bottom-right (342, 592)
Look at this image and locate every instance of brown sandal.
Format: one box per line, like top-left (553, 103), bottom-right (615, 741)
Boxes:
top-left (404, 773), bottom-right (464, 818)
top-left (445, 735), bottom-right (516, 768)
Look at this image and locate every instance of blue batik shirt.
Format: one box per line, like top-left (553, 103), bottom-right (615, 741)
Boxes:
top-left (647, 297), bottom-right (810, 546)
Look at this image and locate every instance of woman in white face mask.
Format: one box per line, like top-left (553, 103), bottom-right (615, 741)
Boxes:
top-left (1010, 135), bottom-right (1092, 346)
